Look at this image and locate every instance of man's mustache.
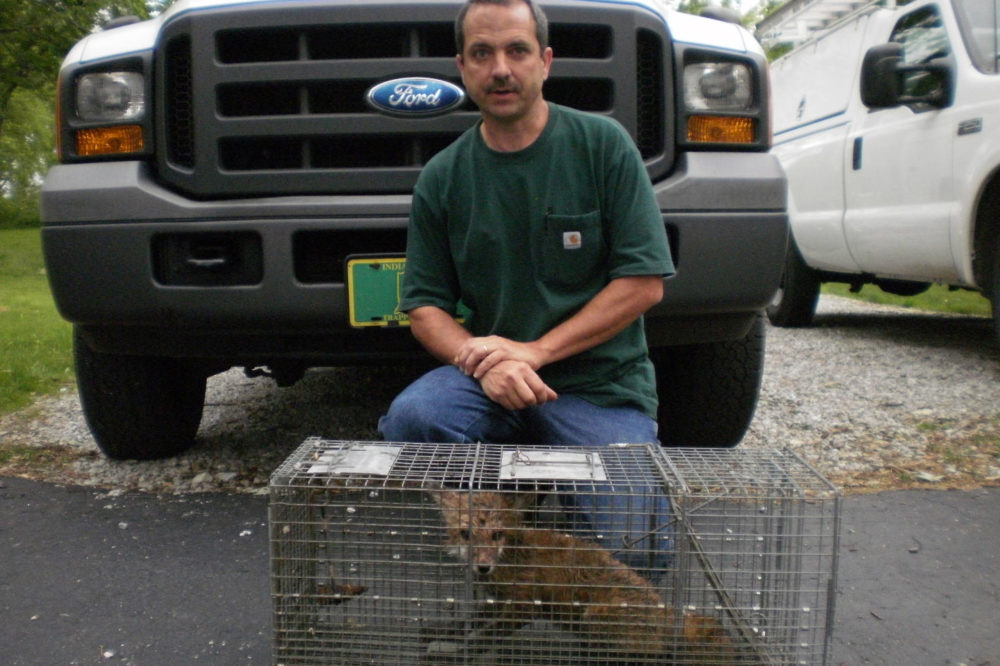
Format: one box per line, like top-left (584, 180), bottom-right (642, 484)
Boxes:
top-left (486, 78), bottom-right (518, 94)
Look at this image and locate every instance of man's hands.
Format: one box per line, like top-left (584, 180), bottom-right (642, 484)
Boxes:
top-left (453, 336), bottom-right (558, 409)
top-left (453, 335), bottom-right (543, 378)
top-left (408, 275), bottom-right (663, 412)
top-left (478, 360), bottom-right (559, 410)
top-left (407, 308), bottom-right (558, 410)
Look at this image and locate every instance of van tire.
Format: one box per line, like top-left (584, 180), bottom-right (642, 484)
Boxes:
top-left (766, 241), bottom-right (820, 327)
top-left (652, 313), bottom-right (765, 447)
top-left (74, 327), bottom-right (206, 460)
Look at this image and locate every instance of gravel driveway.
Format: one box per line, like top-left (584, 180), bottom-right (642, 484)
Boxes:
top-left (2, 295), bottom-right (998, 494)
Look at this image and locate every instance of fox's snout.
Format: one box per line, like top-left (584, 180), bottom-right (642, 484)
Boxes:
top-left (462, 532), bottom-right (505, 577)
top-left (469, 545), bottom-right (501, 577)
top-left (448, 527), bottom-right (506, 577)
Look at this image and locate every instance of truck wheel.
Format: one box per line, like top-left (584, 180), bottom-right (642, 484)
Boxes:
top-left (74, 328), bottom-right (206, 460)
top-left (652, 314), bottom-right (765, 447)
top-left (766, 242), bottom-right (820, 327)
top-left (993, 238), bottom-right (1000, 347)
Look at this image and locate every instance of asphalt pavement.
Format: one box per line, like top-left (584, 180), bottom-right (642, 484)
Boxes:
top-left (1, 476), bottom-right (997, 665)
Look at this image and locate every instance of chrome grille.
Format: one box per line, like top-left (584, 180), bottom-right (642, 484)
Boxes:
top-left (156, 1), bottom-right (671, 199)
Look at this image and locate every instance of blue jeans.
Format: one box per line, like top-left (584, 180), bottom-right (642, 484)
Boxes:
top-left (379, 366), bottom-right (673, 573)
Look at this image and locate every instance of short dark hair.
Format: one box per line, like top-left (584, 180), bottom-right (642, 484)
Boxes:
top-left (455, 0), bottom-right (549, 55)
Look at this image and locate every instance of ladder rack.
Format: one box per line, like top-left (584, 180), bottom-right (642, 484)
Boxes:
top-left (755, 0), bottom-right (892, 47)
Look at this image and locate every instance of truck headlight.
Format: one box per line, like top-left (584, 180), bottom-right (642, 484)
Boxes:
top-left (683, 62), bottom-right (753, 111)
top-left (68, 71), bottom-right (147, 157)
top-left (683, 60), bottom-right (757, 145)
top-left (76, 72), bottom-right (145, 121)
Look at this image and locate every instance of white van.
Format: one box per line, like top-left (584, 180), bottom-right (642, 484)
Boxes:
top-left (766, 0), bottom-right (999, 343)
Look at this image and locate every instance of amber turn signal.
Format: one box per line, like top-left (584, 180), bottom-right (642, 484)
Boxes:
top-left (75, 125), bottom-right (144, 157)
top-left (687, 116), bottom-right (755, 144)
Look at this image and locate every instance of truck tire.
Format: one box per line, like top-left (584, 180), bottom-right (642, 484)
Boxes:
top-left (992, 236), bottom-right (1000, 348)
top-left (74, 328), bottom-right (206, 460)
top-left (766, 241), bottom-right (820, 327)
top-left (652, 313), bottom-right (765, 447)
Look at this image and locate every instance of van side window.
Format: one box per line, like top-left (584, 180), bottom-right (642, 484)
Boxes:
top-left (953, 0), bottom-right (1000, 73)
top-left (890, 7), bottom-right (950, 97)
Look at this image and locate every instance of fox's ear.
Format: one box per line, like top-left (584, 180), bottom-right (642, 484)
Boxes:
top-left (423, 480), bottom-right (446, 507)
top-left (430, 489), bottom-right (462, 512)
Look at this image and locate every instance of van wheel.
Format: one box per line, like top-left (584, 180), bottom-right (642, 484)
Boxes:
top-left (766, 241), bottom-right (820, 327)
top-left (652, 314), bottom-right (765, 447)
top-left (74, 327), bottom-right (206, 460)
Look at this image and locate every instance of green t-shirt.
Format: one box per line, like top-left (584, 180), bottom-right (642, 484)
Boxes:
top-left (400, 103), bottom-right (675, 418)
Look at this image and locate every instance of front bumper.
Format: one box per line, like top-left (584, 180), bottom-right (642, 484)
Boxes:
top-left (41, 153), bottom-right (787, 360)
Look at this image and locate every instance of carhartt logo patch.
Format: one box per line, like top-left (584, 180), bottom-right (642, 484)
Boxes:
top-left (563, 231), bottom-right (582, 250)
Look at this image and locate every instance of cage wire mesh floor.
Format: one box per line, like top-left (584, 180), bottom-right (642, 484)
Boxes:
top-left (270, 439), bottom-right (840, 665)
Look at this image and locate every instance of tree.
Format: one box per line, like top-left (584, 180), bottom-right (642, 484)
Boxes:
top-left (0, 88), bottom-right (55, 227)
top-left (741, 0), bottom-right (795, 59)
top-left (676, 0), bottom-right (743, 18)
top-left (0, 0), bottom-right (154, 140)
top-left (676, 0), bottom-right (711, 14)
top-left (0, 1), bottom-right (168, 226)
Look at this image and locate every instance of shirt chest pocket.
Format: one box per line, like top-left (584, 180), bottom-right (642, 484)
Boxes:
top-left (540, 211), bottom-right (606, 288)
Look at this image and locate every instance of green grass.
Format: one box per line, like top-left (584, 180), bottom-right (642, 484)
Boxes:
top-left (822, 282), bottom-right (992, 317)
top-left (0, 228), bottom-right (74, 415)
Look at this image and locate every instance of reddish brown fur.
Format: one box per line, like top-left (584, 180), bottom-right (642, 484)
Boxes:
top-left (433, 490), bottom-right (733, 661)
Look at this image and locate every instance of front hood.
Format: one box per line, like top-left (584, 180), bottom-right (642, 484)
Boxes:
top-left (63, 0), bottom-right (762, 65)
top-left (64, 0), bottom-right (354, 64)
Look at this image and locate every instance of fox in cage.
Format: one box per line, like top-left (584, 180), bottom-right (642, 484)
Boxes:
top-left (425, 489), bottom-right (734, 663)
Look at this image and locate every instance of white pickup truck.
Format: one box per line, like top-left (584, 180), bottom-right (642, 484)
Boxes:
top-left (767, 0), bottom-right (998, 343)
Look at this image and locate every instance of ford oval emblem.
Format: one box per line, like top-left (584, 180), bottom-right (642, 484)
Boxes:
top-left (366, 77), bottom-right (466, 117)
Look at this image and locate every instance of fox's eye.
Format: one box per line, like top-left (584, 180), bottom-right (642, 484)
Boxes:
top-left (491, 531), bottom-right (503, 542)
top-left (460, 529), bottom-right (471, 540)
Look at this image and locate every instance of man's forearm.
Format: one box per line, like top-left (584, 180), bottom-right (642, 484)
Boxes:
top-left (408, 305), bottom-right (473, 364)
top-left (453, 274), bottom-right (663, 380)
top-left (532, 274), bottom-right (664, 366)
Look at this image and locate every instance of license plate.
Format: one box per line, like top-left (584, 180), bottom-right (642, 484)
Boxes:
top-left (346, 255), bottom-right (470, 328)
top-left (346, 255), bottom-right (410, 328)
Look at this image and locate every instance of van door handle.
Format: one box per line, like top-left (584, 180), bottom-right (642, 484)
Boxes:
top-left (958, 118), bottom-right (982, 136)
top-left (852, 137), bottom-right (863, 170)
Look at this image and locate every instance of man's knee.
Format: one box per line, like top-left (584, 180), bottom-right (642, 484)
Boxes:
top-left (531, 396), bottom-right (659, 446)
top-left (379, 366), bottom-right (490, 442)
top-left (379, 382), bottom-right (438, 441)
top-left (382, 365), bottom-right (535, 444)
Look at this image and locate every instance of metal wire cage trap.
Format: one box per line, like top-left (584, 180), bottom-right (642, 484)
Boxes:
top-left (270, 439), bottom-right (840, 665)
